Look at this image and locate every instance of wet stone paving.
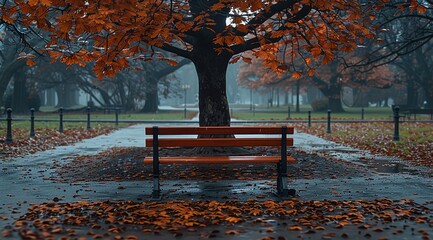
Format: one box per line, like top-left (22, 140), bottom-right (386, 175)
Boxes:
top-left (0, 124), bottom-right (432, 239)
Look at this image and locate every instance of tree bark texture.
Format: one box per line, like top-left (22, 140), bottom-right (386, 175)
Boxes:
top-left (296, 79), bottom-right (300, 112)
top-left (141, 77), bottom-right (159, 113)
top-left (405, 78), bottom-right (417, 107)
top-left (0, 60), bottom-right (26, 107)
top-left (313, 76), bottom-right (345, 112)
top-left (192, 50), bottom-right (231, 126)
top-left (12, 71), bottom-right (29, 113)
top-left (56, 84), bottom-right (79, 108)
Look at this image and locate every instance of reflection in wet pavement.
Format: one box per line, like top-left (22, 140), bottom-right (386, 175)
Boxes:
top-left (1, 125), bottom-right (432, 239)
top-left (294, 132), bottom-right (432, 177)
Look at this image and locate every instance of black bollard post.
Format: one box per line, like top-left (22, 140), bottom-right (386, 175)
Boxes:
top-left (59, 107), bottom-right (64, 133)
top-left (288, 106), bottom-right (291, 119)
top-left (308, 111), bottom-right (311, 128)
top-left (115, 108), bottom-right (119, 127)
top-left (30, 108), bottom-right (35, 138)
top-left (253, 104), bottom-right (256, 117)
top-left (6, 108), bottom-right (12, 143)
top-left (326, 109), bottom-right (332, 133)
top-left (393, 106), bottom-right (400, 141)
top-left (86, 107), bottom-right (91, 130)
top-left (361, 108), bottom-right (365, 121)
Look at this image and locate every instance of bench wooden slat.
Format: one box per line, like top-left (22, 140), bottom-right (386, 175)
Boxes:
top-left (146, 138), bottom-right (294, 147)
top-left (145, 126), bottom-right (294, 135)
top-left (144, 155), bottom-right (296, 164)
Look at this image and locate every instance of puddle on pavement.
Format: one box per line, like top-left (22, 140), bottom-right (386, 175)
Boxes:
top-left (307, 148), bottom-right (431, 176)
top-left (356, 157), bottom-right (431, 176)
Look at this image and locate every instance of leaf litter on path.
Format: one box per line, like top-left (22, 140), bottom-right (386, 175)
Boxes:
top-left (5, 198), bottom-right (432, 239)
top-left (1, 128), bottom-right (114, 159)
top-left (51, 147), bottom-right (370, 183)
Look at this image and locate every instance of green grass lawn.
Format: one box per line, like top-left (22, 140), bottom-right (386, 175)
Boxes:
top-left (32, 112), bottom-right (189, 120)
top-left (2, 106), bottom-right (432, 168)
top-left (5, 111), bottom-right (192, 122)
top-left (16, 105), bottom-right (402, 120)
top-left (295, 122), bottom-right (433, 167)
top-left (1, 106), bottom-right (430, 136)
top-left (0, 110), bottom-right (193, 136)
top-left (232, 106), bottom-right (403, 120)
top-left (0, 121), bottom-right (119, 136)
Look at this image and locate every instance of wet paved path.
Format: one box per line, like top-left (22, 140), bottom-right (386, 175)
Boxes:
top-left (1, 124), bottom-right (433, 231)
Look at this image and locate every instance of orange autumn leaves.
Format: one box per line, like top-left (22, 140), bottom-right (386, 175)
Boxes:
top-left (3, 0), bottom-right (177, 78)
top-left (12, 198), bottom-right (431, 239)
top-left (1, 0), bottom-right (429, 79)
top-left (2, 0), bottom-right (412, 78)
top-left (296, 122), bottom-right (433, 168)
top-left (0, 128), bottom-right (113, 159)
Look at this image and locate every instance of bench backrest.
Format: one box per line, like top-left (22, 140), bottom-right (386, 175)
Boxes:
top-left (145, 126), bottom-right (294, 148)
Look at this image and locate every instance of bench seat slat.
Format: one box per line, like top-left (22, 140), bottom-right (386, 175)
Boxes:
top-left (144, 156), bottom-right (296, 164)
top-left (145, 126), bottom-right (294, 135)
top-left (146, 138), bottom-right (294, 147)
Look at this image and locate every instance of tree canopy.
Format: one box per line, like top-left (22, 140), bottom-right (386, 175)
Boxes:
top-left (3, 0), bottom-right (384, 75)
top-left (1, 0), bottom-right (428, 125)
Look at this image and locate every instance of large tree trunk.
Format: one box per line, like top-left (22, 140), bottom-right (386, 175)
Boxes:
top-left (329, 98), bottom-right (344, 112)
top-left (326, 76), bottom-right (344, 112)
top-left (268, 88), bottom-right (274, 108)
top-left (413, 47), bottom-right (433, 108)
top-left (12, 71), bottom-right (29, 114)
top-left (56, 84), bottom-right (79, 108)
top-left (406, 77), bottom-right (418, 108)
top-left (0, 60), bottom-right (26, 107)
top-left (96, 88), bottom-right (112, 106)
top-left (192, 51), bottom-right (231, 126)
top-left (141, 78), bottom-right (159, 113)
top-left (313, 76), bottom-right (345, 112)
top-left (327, 85), bottom-right (344, 112)
top-left (425, 79), bottom-right (433, 108)
top-left (140, 59), bottom-right (190, 113)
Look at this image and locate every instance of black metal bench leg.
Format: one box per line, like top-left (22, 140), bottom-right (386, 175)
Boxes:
top-left (277, 167), bottom-right (296, 197)
top-left (278, 126), bottom-right (296, 197)
top-left (151, 160), bottom-right (161, 199)
top-left (152, 126), bottom-right (161, 199)
top-left (276, 162), bottom-right (289, 195)
top-left (279, 174), bottom-right (295, 197)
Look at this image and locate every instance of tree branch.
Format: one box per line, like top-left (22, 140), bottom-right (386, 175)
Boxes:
top-left (159, 43), bottom-right (192, 59)
top-left (311, 75), bottom-right (330, 95)
top-left (231, 4), bottom-right (312, 54)
top-left (247, 0), bottom-right (302, 26)
top-left (155, 58), bottom-right (191, 79)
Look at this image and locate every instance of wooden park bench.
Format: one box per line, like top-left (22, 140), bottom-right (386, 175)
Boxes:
top-left (144, 126), bottom-right (296, 199)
